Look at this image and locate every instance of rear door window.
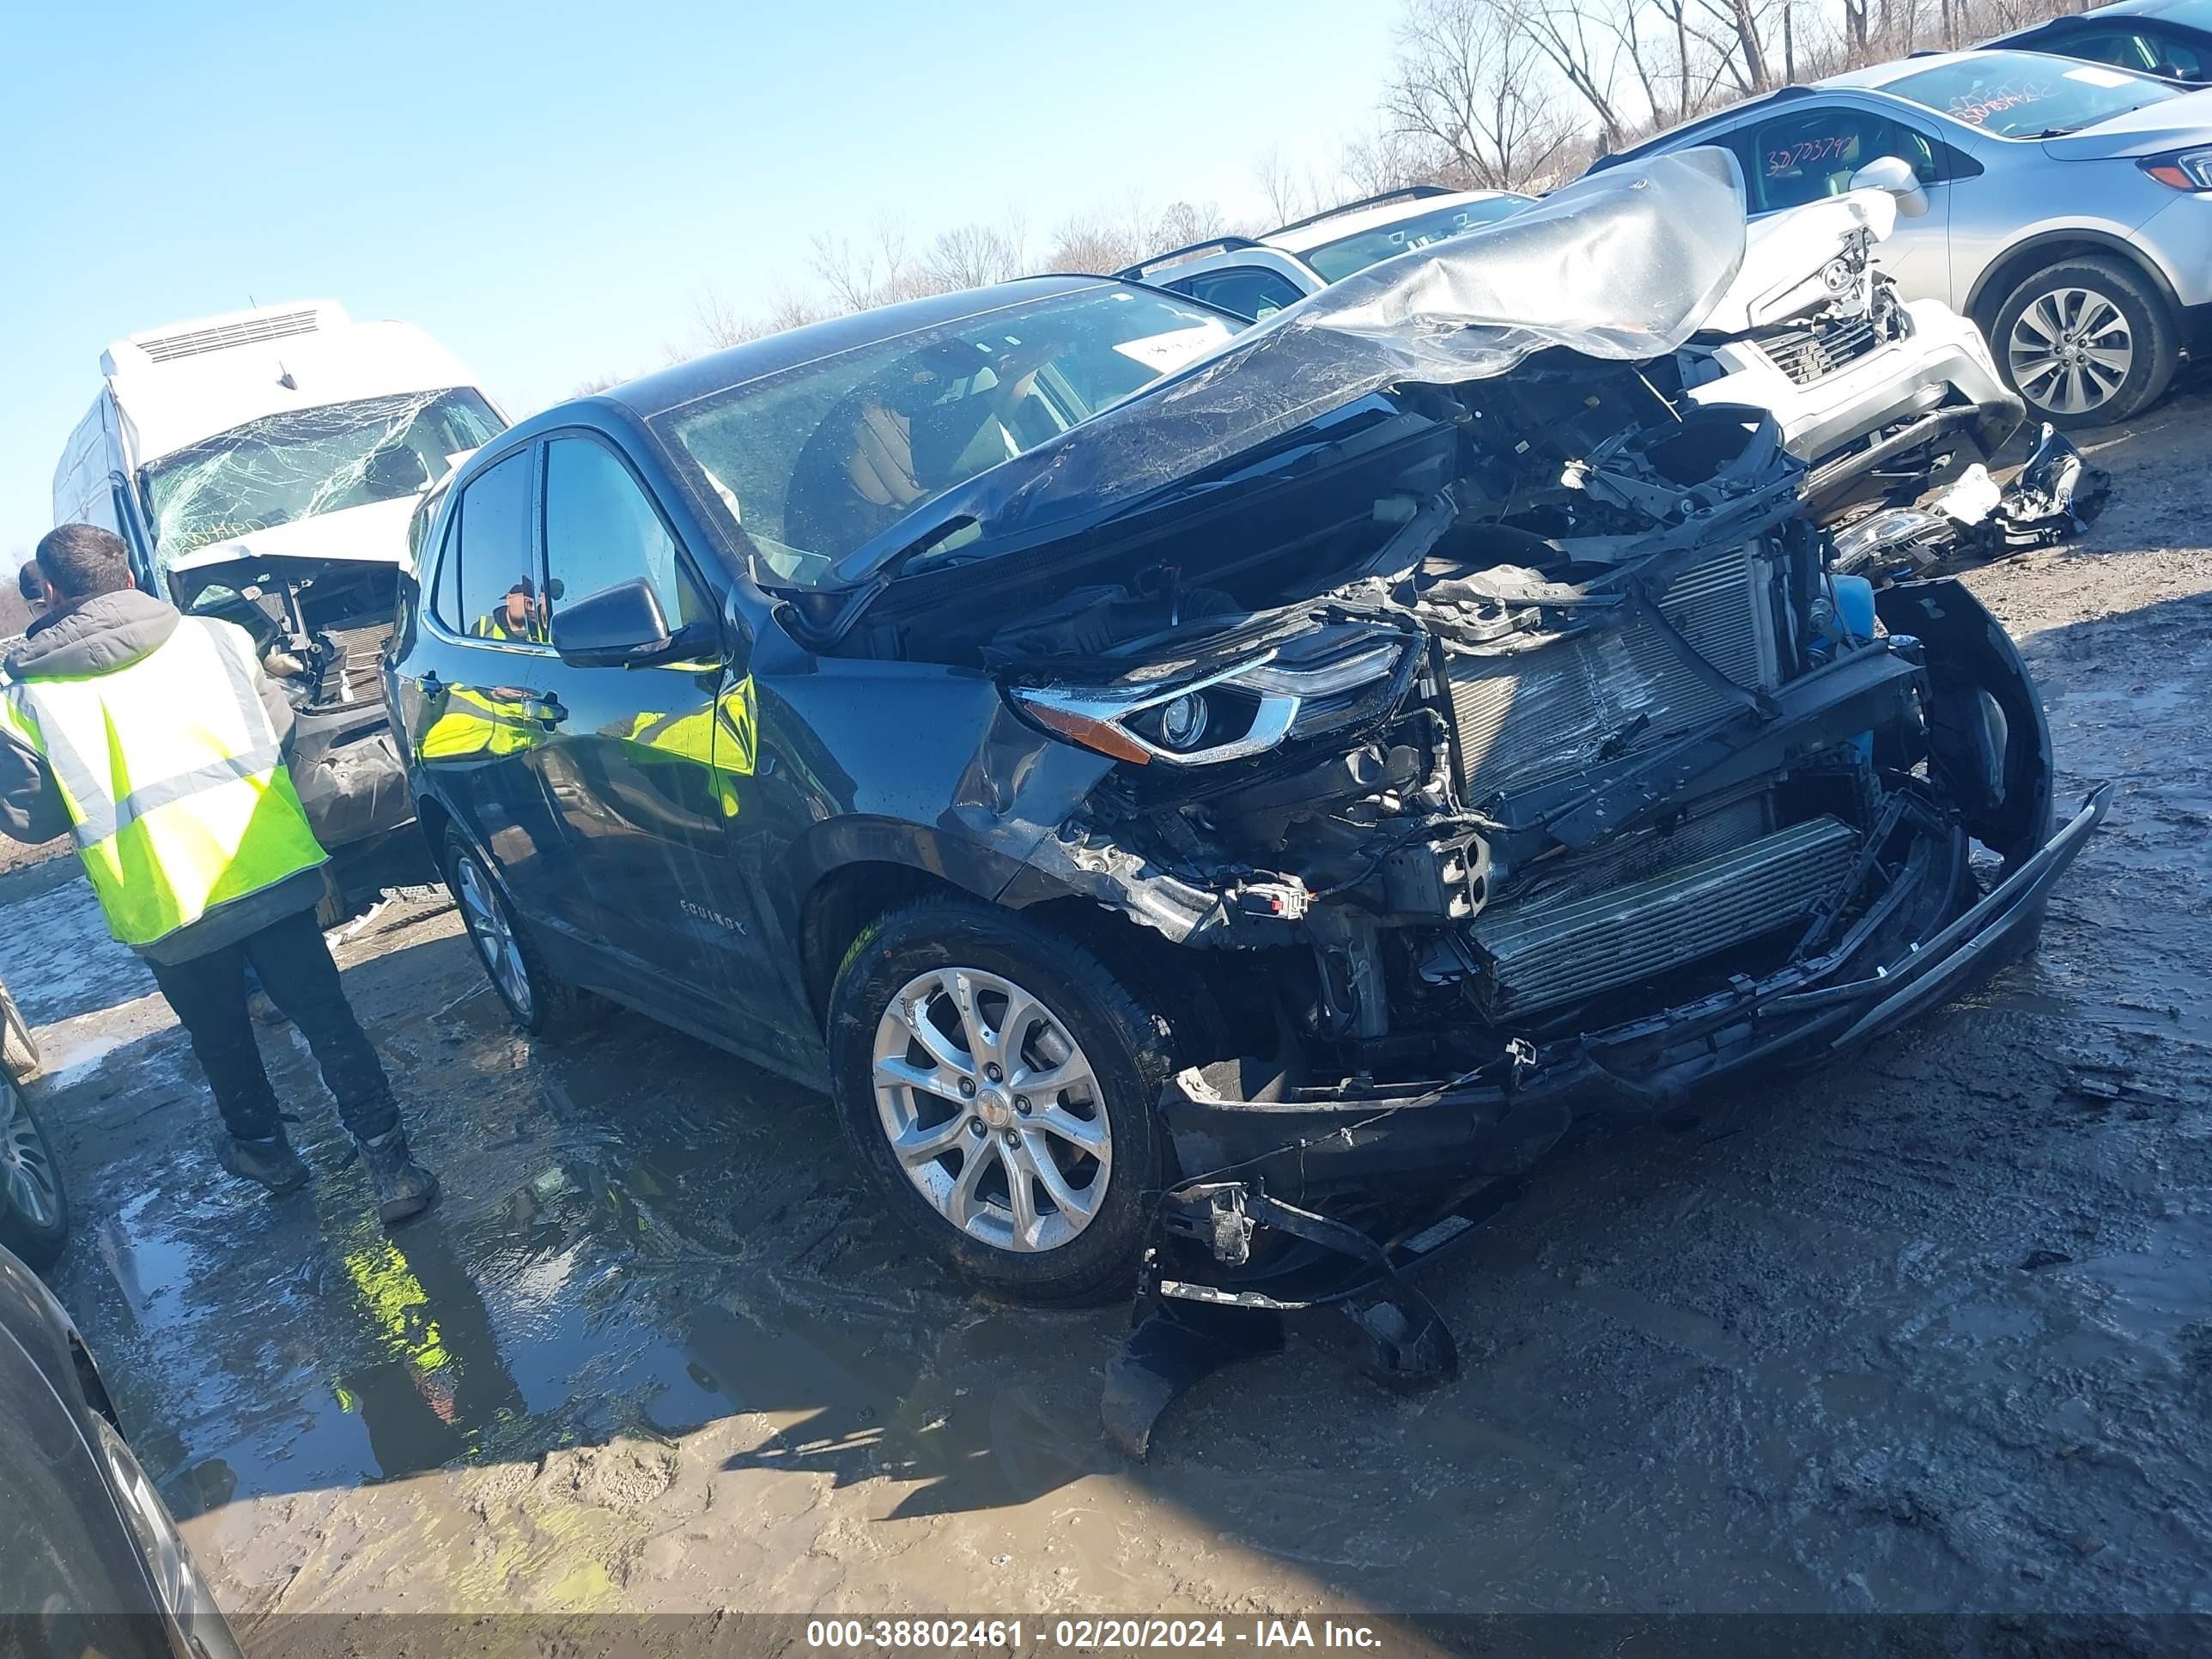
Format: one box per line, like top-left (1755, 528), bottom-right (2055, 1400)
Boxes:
top-left (450, 448), bottom-right (544, 647)
top-left (1170, 266), bottom-right (1309, 320)
top-left (2135, 26), bottom-right (2209, 78)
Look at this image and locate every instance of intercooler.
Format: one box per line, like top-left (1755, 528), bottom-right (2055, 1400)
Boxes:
top-left (1446, 543), bottom-right (1778, 803)
top-left (1466, 815), bottom-right (1859, 1018)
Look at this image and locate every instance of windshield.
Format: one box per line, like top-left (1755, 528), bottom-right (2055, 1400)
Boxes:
top-left (141, 389), bottom-right (505, 560)
top-left (653, 287), bottom-right (1240, 588)
top-left (1303, 197), bottom-right (1534, 283)
top-left (1883, 52), bottom-right (2179, 134)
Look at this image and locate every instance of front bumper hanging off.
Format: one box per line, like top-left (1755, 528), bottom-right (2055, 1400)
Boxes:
top-left (1103, 783), bottom-right (2113, 1458)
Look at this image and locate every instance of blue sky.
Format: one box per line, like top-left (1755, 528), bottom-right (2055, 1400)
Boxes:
top-left (0, 0), bottom-right (1401, 558)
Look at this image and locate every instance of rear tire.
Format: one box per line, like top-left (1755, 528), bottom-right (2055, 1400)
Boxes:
top-left (1993, 256), bottom-right (2179, 428)
top-left (441, 830), bottom-right (606, 1042)
top-left (0, 981), bottom-right (38, 1084)
top-left (0, 1077), bottom-right (69, 1270)
top-left (827, 896), bottom-right (1170, 1305)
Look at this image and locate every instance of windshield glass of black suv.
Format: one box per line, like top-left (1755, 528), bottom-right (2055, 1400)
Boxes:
top-left (653, 288), bottom-right (1238, 588)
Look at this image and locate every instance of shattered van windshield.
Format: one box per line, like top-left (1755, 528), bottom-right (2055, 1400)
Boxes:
top-left (141, 389), bottom-right (505, 559)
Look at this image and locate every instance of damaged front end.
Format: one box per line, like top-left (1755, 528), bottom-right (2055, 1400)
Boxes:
top-left (792, 151), bottom-right (2108, 1454)
top-left (971, 364), bottom-right (2107, 1450)
top-left (172, 553), bottom-right (416, 863)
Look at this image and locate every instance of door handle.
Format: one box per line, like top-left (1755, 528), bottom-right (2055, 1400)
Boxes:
top-left (418, 669), bottom-right (444, 696)
top-left (529, 693), bottom-right (568, 728)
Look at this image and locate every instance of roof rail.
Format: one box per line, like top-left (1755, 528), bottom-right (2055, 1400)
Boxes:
top-left (1266, 183), bottom-right (1456, 237)
top-left (1113, 234), bottom-right (1267, 282)
top-left (1589, 83), bottom-right (1820, 170)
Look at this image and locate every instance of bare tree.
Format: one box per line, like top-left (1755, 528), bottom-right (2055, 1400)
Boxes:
top-left (1385, 0), bottom-right (1577, 191)
top-left (809, 219), bottom-right (923, 311)
top-left (1043, 214), bottom-right (1145, 275)
top-left (919, 222), bottom-right (1028, 290)
top-left (1505, 0), bottom-right (1632, 149)
top-left (1152, 199), bottom-right (1230, 251)
top-left (1687, 0), bottom-right (1779, 94)
top-left (1337, 130), bottom-right (1444, 199)
top-left (1255, 146), bottom-right (1322, 225)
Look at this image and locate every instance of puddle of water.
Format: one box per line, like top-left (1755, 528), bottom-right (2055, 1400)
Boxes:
top-left (0, 876), bottom-right (155, 1028)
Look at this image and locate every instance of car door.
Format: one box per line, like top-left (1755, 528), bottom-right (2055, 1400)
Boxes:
top-left (1716, 98), bottom-right (1962, 302)
top-left (404, 445), bottom-right (575, 927)
top-left (530, 429), bottom-right (782, 1036)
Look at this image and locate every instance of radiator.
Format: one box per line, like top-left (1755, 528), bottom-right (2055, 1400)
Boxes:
top-left (1447, 543), bottom-right (1778, 804)
top-left (1467, 815), bottom-right (1858, 1018)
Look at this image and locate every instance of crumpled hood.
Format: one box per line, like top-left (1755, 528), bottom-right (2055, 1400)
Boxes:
top-left (162, 494), bottom-right (424, 580)
top-left (4, 589), bottom-right (179, 681)
top-left (1696, 190), bottom-right (1895, 335)
top-left (2041, 83), bottom-right (2212, 158)
top-left (830, 147), bottom-right (1752, 586)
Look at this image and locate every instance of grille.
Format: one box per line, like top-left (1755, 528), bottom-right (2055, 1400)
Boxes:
top-left (136, 309), bottom-right (323, 363)
top-left (1446, 543), bottom-right (1777, 803)
top-left (1468, 815), bottom-right (1859, 1018)
top-left (1756, 313), bottom-right (1881, 386)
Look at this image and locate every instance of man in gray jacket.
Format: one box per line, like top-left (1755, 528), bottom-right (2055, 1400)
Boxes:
top-left (1, 526), bottom-right (435, 1223)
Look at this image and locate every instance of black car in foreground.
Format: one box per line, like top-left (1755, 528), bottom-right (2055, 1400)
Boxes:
top-left (0, 1243), bottom-right (241, 1656)
top-left (388, 149), bottom-right (2106, 1448)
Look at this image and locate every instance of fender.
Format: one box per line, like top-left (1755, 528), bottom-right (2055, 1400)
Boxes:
top-left (1876, 577), bottom-right (2056, 870)
top-left (1965, 228), bottom-right (2186, 330)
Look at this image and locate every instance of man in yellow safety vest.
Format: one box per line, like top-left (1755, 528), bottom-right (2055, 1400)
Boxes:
top-left (0, 526), bottom-right (436, 1224)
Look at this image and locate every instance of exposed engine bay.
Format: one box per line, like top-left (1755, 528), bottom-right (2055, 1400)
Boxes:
top-left (919, 351), bottom-right (2103, 1455)
top-left (173, 556), bottom-right (413, 854)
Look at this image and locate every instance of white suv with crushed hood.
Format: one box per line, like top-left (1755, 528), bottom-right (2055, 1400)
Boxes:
top-left (1127, 175), bottom-right (2021, 512)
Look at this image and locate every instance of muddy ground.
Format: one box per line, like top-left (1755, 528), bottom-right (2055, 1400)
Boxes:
top-left (4, 389), bottom-right (2209, 1648)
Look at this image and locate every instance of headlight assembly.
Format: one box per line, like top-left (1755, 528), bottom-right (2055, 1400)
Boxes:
top-left (2141, 147), bottom-right (2212, 191)
top-left (1008, 638), bottom-right (1407, 767)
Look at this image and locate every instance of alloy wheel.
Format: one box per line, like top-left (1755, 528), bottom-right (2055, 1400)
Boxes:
top-left (870, 967), bottom-right (1112, 1254)
top-left (0, 1081), bottom-right (61, 1232)
top-left (454, 854), bottom-right (533, 1021)
top-left (2008, 287), bottom-right (2134, 418)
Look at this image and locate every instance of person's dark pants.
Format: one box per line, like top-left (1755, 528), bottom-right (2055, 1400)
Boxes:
top-left (148, 906), bottom-right (398, 1143)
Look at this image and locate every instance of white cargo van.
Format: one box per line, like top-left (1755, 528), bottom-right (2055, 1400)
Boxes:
top-left (51, 300), bottom-right (507, 891)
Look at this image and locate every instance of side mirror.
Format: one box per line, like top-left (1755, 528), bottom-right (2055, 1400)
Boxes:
top-left (1849, 155), bottom-right (1930, 219)
top-left (552, 576), bottom-right (674, 668)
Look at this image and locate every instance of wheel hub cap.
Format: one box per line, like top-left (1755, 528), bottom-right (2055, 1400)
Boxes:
top-left (2008, 286), bottom-right (2133, 417)
top-left (871, 966), bottom-right (1111, 1255)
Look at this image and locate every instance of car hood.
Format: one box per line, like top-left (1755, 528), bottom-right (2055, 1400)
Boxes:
top-left (823, 147), bottom-right (1751, 592)
top-left (161, 494), bottom-right (427, 580)
top-left (2040, 83), bottom-right (2212, 157)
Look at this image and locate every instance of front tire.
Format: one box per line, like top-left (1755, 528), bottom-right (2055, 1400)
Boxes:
top-left (0, 981), bottom-right (39, 1083)
top-left (827, 896), bottom-right (1170, 1305)
top-left (441, 830), bottom-right (605, 1042)
top-left (1994, 256), bottom-right (2179, 428)
top-left (0, 1077), bottom-right (69, 1269)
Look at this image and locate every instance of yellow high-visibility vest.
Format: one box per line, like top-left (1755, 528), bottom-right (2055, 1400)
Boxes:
top-left (0, 616), bottom-right (327, 949)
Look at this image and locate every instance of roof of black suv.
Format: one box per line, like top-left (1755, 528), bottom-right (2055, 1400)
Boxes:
top-left (605, 276), bottom-right (1128, 419)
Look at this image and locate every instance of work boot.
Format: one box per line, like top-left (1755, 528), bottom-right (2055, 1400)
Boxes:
top-left (214, 1129), bottom-right (311, 1195)
top-left (356, 1128), bottom-right (439, 1224)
